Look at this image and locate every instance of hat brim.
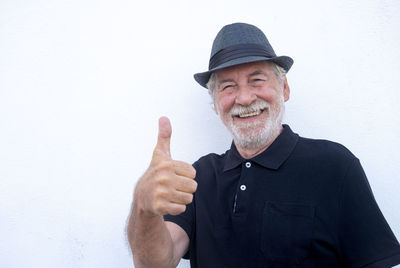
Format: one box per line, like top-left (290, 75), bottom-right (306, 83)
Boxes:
top-left (194, 55), bottom-right (293, 89)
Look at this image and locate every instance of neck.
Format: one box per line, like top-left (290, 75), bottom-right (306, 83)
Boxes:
top-left (236, 125), bottom-right (283, 159)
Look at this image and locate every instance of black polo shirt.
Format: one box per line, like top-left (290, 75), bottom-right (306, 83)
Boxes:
top-left (164, 125), bottom-right (400, 267)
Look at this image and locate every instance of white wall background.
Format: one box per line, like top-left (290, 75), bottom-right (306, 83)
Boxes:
top-left (0, 0), bottom-right (399, 267)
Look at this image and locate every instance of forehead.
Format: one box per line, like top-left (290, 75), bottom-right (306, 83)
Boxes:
top-left (214, 61), bottom-right (274, 79)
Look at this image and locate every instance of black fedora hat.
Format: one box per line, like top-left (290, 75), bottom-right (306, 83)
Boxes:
top-left (194, 23), bottom-right (294, 88)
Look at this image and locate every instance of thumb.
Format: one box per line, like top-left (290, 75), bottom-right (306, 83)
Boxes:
top-left (154, 116), bottom-right (172, 158)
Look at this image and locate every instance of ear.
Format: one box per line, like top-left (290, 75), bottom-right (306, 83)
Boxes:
top-left (283, 76), bottom-right (290, 102)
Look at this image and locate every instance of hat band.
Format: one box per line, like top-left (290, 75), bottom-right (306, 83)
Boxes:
top-left (208, 43), bottom-right (276, 70)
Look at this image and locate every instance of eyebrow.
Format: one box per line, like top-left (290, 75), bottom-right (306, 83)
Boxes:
top-left (216, 70), bottom-right (268, 87)
top-left (216, 78), bottom-right (235, 88)
top-left (248, 70), bottom-right (267, 77)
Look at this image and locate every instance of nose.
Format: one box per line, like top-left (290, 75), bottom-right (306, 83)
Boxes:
top-left (235, 84), bottom-right (257, 106)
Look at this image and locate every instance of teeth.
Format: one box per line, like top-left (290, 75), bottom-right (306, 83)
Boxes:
top-left (238, 110), bottom-right (261, 118)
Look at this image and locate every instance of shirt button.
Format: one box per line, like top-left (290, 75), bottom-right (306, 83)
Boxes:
top-left (245, 162), bottom-right (251, 168)
top-left (240, 185), bottom-right (247, 191)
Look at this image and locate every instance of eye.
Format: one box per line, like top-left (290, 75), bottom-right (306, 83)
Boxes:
top-left (219, 83), bottom-right (235, 92)
top-left (252, 78), bottom-right (265, 85)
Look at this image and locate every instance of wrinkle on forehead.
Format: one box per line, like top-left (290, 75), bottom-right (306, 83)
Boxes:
top-left (215, 63), bottom-right (273, 88)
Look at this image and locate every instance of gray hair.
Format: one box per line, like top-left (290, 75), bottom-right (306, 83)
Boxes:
top-left (206, 62), bottom-right (286, 100)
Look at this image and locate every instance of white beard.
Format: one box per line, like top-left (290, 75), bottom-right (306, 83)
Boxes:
top-left (221, 97), bottom-right (285, 149)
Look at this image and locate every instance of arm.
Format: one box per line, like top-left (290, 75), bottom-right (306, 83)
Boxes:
top-left (127, 117), bottom-right (197, 267)
top-left (338, 159), bottom-right (400, 267)
top-left (127, 198), bottom-right (189, 267)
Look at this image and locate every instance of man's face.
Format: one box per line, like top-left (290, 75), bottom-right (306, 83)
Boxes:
top-left (213, 61), bottom-right (290, 150)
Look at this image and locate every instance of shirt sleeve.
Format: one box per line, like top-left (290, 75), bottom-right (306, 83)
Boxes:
top-left (163, 201), bottom-right (194, 259)
top-left (338, 158), bottom-right (400, 267)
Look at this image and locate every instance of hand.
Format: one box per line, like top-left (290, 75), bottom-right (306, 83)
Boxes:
top-left (135, 116), bottom-right (197, 216)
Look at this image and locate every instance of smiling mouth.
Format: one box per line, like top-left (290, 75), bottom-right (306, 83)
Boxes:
top-left (237, 109), bottom-right (265, 118)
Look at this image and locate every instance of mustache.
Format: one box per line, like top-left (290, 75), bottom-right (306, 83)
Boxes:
top-left (228, 100), bottom-right (270, 116)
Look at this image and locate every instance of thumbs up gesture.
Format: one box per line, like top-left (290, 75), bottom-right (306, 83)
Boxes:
top-left (135, 117), bottom-right (197, 216)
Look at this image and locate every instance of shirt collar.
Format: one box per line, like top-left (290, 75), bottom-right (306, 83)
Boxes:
top-left (223, 125), bottom-right (299, 172)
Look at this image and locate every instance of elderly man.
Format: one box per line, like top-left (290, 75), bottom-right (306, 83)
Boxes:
top-left (127, 23), bottom-right (400, 267)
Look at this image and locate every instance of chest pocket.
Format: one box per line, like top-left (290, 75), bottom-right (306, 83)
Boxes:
top-left (261, 202), bottom-right (315, 265)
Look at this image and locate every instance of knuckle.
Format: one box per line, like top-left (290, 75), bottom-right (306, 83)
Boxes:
top-left (186, 194), bottom-right (193, 204)
top-left (153, 200), bottom-right (164, 213)
top-left (154, 174), bottom-right (173, 186)
top-left (171, 205), bottom-right (186, 215)
top-left (154, 188), bottom-right (167, 199)
top-left (178, 205), bottom-right (186, 214)
top-left (191, 167), bottom-right (197, 178)
top-left (189, 180), bottom-right (198, 192)
top-left (155, 175), bottom-right (167, 185)
top-left (154, 200), bottom-right (171, 215)
top-left (179, 192), bottom-right (193, 204)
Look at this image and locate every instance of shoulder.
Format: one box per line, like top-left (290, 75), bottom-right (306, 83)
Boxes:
top-left (295, 136), bottom-right (357, 162)
top-left (287, 135), bottom-right (360, 177)
top-left (191, 149), bottom-right (231, 185)
top-left (193, 150), bottom-right (228, 169)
